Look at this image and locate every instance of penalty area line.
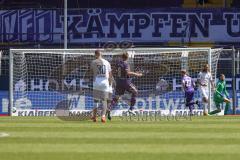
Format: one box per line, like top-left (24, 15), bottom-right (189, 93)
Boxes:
top-left (0, 132), bottom-right (9, 138)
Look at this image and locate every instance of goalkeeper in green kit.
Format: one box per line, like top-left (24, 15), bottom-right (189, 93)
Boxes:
top-left (209, 74), bottom-right (231, 115)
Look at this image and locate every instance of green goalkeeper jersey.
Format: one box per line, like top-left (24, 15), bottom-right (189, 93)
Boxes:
top-left (214, 80), bottom-right (229, 98)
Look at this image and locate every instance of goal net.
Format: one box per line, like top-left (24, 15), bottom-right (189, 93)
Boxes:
top-left (9, 48), bottom-right (221, 116)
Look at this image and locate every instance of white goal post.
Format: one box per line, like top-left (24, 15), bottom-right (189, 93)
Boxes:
top-left (9, 48), bottom-right (221, 116)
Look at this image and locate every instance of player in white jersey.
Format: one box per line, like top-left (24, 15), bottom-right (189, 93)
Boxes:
top-left (197, 64), bottom-right (215, 115)
top-left (90, 50), bottom-right (113, 123)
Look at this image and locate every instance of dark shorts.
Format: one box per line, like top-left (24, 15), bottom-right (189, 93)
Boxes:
top-left (185, 90), bottom-right (194, 104)
top-left (115, 80), bottom-right (137, 96)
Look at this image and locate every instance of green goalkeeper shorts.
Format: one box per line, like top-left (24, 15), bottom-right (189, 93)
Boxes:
top-left (214, 94), bottom-right (224, 107)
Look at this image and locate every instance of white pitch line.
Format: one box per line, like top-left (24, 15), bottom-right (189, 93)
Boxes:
top-left (0, 132), bottom-right (9, 138)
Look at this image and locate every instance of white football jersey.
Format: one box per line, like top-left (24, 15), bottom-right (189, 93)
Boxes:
top-left (91, 58), bottom-right (111, 81)
top-left (197, 72), bottom-right (212, 86)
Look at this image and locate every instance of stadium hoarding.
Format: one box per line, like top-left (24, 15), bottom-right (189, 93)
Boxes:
top-left (10, 109), bottom-right (204, 118)
top-left (0, 8), bottom-right (240, 44)
top-left (1, 76), bottom-right (240, 116)
top-left (0, 91), bottom-right (8, 116)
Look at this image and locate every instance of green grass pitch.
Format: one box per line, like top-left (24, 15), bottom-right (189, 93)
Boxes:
top-left (0, 116), bottom-right (240, 160)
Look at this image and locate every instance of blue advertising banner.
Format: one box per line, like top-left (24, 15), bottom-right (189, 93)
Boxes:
top-left (0, 91), bottom-right (8, 115)
top-left (0, 8), bottom-right (240, 44)
top-left (1, 77), bottom-right (240, 115)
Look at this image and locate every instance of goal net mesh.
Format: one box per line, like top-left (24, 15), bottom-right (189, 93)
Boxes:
top-left (10, 48), bottom-right (221, 116)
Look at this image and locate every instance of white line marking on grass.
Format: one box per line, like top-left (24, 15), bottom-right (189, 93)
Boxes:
top-left (0, 132), bottom-right (9, 138)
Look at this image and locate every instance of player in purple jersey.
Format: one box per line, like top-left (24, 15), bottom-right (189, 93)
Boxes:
top-left (181, 69), bottom-right (199, 115)
top-left (107, 52), bottom-right (142, 119)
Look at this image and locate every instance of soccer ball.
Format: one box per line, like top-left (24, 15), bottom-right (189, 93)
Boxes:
top-left (12, 107), bottom-right (17, 113)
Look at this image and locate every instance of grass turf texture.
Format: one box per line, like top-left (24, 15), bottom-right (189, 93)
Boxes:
top-left (0, 116), bottom-right (240, 160)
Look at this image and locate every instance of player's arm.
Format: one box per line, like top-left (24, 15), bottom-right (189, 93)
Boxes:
top-left (209, 74), bottom-right (215, 89)
top-left (181, 80), bottom-right (186, 92)
top-left (126, 64), bottom-right (142, 77)
top-left (223, 83), bottom-right (231, 103)
top-left (127, 70), bottom-right (142, 77)
top-left (191, 78), bottom-right (196, 88)
top-left (196, 72), bottom-right (201, 86)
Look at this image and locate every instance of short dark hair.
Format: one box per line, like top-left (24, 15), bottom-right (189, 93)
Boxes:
top-left (204, 64), bottom-right (209, 68)
top-left (122, 52), bottom-right (128, 60)
top-left (202, 64), bottom-right (210, 72)
top-left (181, 69), bottom-right (187, 74)
top-left (95, 50), bottom-right (101, 56)
top-left (220, 74), bottom-right (225, 77)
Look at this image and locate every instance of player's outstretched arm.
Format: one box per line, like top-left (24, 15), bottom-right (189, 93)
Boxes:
top-left (127, 70), bottom-right (143, 77)
top-left (209, 73), bottom-right (215, 89)
top-left (181, 80), bottom-right (185, 92)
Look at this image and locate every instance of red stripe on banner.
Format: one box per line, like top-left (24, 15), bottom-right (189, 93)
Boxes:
top-left (0, 114), bottom-right (8, 116)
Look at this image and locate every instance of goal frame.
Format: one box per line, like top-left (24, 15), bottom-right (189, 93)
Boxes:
top-left (9, 47), bottom-right (216, 116)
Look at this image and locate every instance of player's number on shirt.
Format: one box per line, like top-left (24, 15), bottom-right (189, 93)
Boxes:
top-left (185, 80), bottom-right (191, 87)
top-left (97, 65), bottom-right (106, 75)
